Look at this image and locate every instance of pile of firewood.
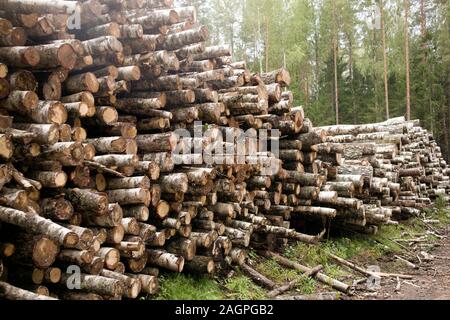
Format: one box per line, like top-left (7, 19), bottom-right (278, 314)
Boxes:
top-left (0, 0), bottom-right (448, 300)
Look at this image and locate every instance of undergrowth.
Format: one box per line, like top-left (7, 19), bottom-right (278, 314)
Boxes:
top-left (155, 273), bottom-right (223, 300)
top-left (425, 196), bottom-right (450, 225)
top-left (153, 199), bottom-right (450, 300)
top-left (222, 275), bottom-right (267, 300)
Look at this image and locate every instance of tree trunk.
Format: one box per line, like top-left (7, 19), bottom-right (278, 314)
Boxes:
top-left (0, 46), bottom-right (40, 68)
top-left (99, 269), bottom-right (141, 299)
top-left (0, 282), bottom-right (56, 300)
top-left (126, 273), bottom-right (158, 295)
top-left (241, 263), bottom-right (276, 289)
top-left (332, 0), bottom-right (339, 125)
top-left (380, 0), bottom-right (390, 120)
top-left (0, 206), bottom-right (78, 247)
top-left (60, 273), bottom-right (123, 297)
top-left (404, 0), bottom-right (411, 120)
top-left (147, 249), bottom-right (184, 272)
top-left (95, 247), bottom-right (120, 270)
top-left (13, 235), bottom-right (59, 268)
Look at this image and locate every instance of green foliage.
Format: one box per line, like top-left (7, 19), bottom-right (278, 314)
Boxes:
top-left (437, 196), bottom-right (450, 211)
top-left (425, 196), bottom-right (450, 224)
top-left (256, 258), bottom-right (301, 283)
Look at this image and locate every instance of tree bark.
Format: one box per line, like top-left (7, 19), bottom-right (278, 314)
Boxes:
top-left (332, 0), bottom-right (339, 125)
top-left (0, 206), bottom-right (78, 247)
top-left (0, 46), bottom-right (40, 68)
top-left (380, 0), bottom-right (390, 120)
top-left (60, 273), bottom-right (123, 297)
top-left (0, 282), bottom-right (56, 300)
top-left (147, 249), bottom-right (184, 272)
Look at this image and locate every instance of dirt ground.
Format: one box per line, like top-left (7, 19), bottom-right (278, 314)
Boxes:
top-left (352, 225), bottom-right (450, 300)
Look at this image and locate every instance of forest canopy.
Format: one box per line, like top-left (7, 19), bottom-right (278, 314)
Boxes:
top-left (179, 0), bottom-right (450, 160)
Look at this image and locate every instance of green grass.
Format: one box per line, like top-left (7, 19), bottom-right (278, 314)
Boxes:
top-left (256, 259), bottom-right (299, 283)
top-left (284, 233), bottom-right (386, 268)
top-left (223, 275), bottom-right (267, 300)
top-left (425, 196), bottom-right (450, 225)
top-left (155, 271), bottom-right (268, 300)
top-left (155, 273), bottom-right (224, 300)
top-left (253, 258), bottom-right (318, 294)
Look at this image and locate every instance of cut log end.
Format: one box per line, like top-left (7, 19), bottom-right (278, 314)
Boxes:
top-left (23, 48), bottom-right (41, 67)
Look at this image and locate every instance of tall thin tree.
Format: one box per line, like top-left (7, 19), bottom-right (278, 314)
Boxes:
top-left (404, 0), bottom-right (411, 120)
top-left (332, 0), bottom-right (339, 125)
top-left (380, 0), bottom-right (390, 120)
top-left (257, 6), bottom-right (263, 74)
top-left (264, 15), bottom-right (269, 73)
top-left (419, 0), bottom-right (434, 134)
top-left (420, 0), bottom-right (426, 36)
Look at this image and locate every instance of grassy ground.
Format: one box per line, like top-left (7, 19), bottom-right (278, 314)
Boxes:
top-left (152, 198), bottom-right (450, 300)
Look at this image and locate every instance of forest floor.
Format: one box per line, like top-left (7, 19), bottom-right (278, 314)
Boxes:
top-left (351, 222), bottom-right (450, 300)
top-left (152, 199), bottom-right (450, 301)
top-left (352, 224), bottom-right (450, 300)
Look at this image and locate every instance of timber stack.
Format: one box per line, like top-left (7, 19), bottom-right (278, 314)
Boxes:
top-left (0, 0), bottom-right (448, 300)
top-left (310, 117), bottom-right (450, 234)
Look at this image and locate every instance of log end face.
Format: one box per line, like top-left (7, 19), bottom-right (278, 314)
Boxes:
top-left (24, 91), bottom-right (39, 110)
top-left (101, 107), bottom-right (119, 125)
top-left (86, 73), bottom-right (100, 93)
top-left (57, 44), bottom-right (77, 70)
top-left (55, 172), bottom-right (68, 187)
top-left (49, 102), bottom-right (68, 125)
top-left (33, 237), bottom-right (59, 268)
top-left (156, 200), bottom-right (170, 219)
top-left (206, 260), bottom-right (215, 274)
top-left (23, 48), bottom-right (41, 67)
top-left (63, 232), bottom-right (80, 248)
top-left (177, 256), bottom-right (185, 273)
top-left (169, 10), bottom-right (180, 24)
top-left (128, 280), bottom-right (142, 299)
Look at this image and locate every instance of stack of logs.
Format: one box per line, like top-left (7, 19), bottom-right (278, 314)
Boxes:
top-left (0, 0), bottom-right (448, 300)
top-left (309, 118), bottom-right (450, 234)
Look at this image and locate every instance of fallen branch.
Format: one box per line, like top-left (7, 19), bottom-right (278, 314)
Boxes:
top-left (275, 292), bottom-right (339, 300)
top-left (394, 255), bottom-right (417, 269)
top-left (0, 281), bottom-right (57, 300)
top-left (267, 264), bottom-right (323, 297)
top-left (434, 255), bottom-right (450, 261)
top-left (83, 161), bottom-right (126, 178)
top-left (9, 164), bottom-right (41, 190)
top-left (240, 263), bottom-right (276, 289)
top-left (328, 253), bottom-right (413, 279)
top-left (262, 251), bottom-right (350, 294)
